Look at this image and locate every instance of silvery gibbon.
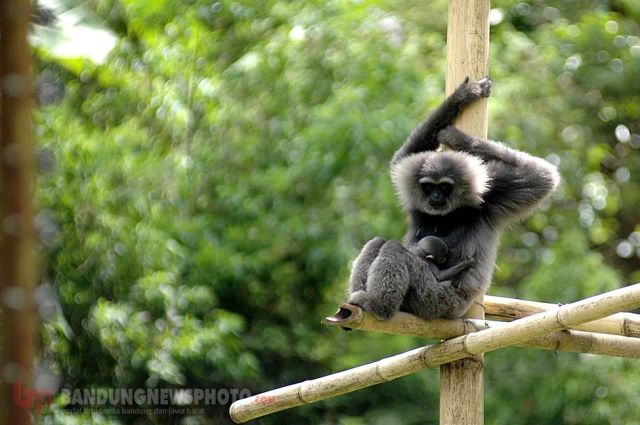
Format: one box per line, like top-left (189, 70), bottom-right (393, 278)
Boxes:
top-left (347, 77), bottom-right (559, 320)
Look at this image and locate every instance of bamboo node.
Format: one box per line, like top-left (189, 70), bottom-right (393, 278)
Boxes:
top-left (375, 363), bottom-right (391, 382)
top-left (297, 382), bottom-right (310, 404)
top-left (622, 317), bottom-right (635, 337)
top-left (461, 334), bottom-right (476, 356)
top-left (556, 308), bottom-right (569, 329)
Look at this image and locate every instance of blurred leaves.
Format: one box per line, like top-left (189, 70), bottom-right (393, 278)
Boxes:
top-left (35, 0), bottom-right (640, 424)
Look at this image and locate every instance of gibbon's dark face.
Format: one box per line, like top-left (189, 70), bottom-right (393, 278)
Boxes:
top-left (419, 177), bottom-right (455, 210)
top-left (391, 151), bottom-right (490, 216)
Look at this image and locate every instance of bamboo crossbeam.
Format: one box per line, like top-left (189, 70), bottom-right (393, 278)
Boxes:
top-left (229, 283), bottom-right (640, 423)
top-left (324, 293), bottom-right (640, 340)
top-left (322, 304), bottom-right (640, 358)
top-left (484, 295), bottom-right (640, 337)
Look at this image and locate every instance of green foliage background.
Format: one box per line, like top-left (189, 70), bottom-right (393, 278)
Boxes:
top-left (34, 0), bottom-right (640, 424)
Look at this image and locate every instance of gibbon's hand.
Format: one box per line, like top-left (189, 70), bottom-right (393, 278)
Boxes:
top-left (456, 76), bottom-right (492, 100)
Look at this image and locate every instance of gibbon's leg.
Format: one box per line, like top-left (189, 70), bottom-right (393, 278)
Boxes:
top-left (405, 260), bottom-right (473, 320)
top-left (351, 242), bottom-right (472, 320)
top-left (348, 236), bottom-right (387, 294)
top-left (349, 240), bottom-right (412, 320)
top-left (325, 238), bottom-right (385, 328)
top-left (348, 241), bottom-right (475, 320)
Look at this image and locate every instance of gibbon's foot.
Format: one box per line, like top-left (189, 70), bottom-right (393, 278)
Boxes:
top-left (347, 290), bottom-right (395, 321)
top-left (347, 290), bottom-right (370, 311)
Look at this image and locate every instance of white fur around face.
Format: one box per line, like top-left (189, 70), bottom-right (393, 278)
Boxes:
top-left (391, 151), bottom-right (490, 214)
top-left (391, 153), bottom-right (431, 212)
top-left (461, 152), bottom-right (491, 200)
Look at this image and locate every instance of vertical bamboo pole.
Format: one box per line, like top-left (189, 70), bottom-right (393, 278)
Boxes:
top-left (440, 1), bottom-right (490, 425)
top-left (0, 1), bottom-right (37, 424)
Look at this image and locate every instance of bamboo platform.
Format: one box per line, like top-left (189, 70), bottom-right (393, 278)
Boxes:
top-left (229, 283), bottom-right (640, 423)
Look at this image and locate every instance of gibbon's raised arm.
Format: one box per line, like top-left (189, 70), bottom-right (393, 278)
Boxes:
top-left (391, 77), bottom-right (491, 165)
top-left (438, 125), bottom-right (560, 223)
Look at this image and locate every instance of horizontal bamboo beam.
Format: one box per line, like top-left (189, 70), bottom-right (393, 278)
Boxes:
top-left (484, 295), bottom-right (640, 337)
top-left (229, 283), bottom-right (640, 423)
top-left (323, 303), bottom-right (484, 339)
top-left (322, 304), bottom-right (640, 358)
top-left (322, 292), bottom-right (640, 340)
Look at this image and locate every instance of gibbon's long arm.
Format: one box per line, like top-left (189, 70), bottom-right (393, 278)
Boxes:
top-left (438, 126), bottom-right (560, 223)
top-left (391, 77), bottom-right (491, 165)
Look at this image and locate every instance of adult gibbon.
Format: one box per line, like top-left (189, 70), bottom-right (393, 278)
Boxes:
top-left (347, 77), bottom-right (559, 320)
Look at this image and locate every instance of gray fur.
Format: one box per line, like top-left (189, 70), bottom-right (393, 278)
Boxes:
top-left (347, 77), bottom-right (560, 320)
top-left (416, 236), bottom-right (475, 282)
